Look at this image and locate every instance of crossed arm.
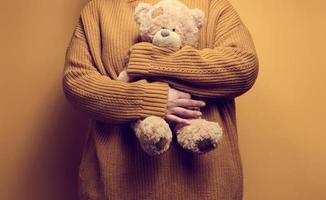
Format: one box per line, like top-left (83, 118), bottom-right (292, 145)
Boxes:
top-left (63, 0), bottom-right (258, 124)
top-left (127, 2), bottom-right (259, 98)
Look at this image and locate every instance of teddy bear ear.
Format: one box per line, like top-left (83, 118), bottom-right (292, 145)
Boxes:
top-left (134, 3), bottom-right (152, 24)
top-left (190, 8), bottom-right (205, 28)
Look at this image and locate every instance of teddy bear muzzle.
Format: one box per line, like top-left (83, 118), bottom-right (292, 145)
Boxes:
top-left (160, 29), bottom-right (170, 37)
top-left (153, 29), bottom-right (182, 48)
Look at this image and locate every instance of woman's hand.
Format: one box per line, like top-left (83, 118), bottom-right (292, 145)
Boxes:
top-left (116, 69), bottom-right (131, 82)
top-left (164, 87), bottom-right (206, 125)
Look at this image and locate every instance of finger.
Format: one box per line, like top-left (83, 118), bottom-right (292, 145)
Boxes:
top-left (176, 91), bottom-right (191, 99)
top-left (186, 106), bottom-right (201, 111)
top-left (175, 99), bottom-right (206, 108)
top-left (171, 107), bottom-right (202, 118)
top-left (164, 114), bottom-right (191, 125)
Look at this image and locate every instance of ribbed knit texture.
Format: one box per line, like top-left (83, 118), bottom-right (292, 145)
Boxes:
top-left (63, 0), bottom-right (259, 199)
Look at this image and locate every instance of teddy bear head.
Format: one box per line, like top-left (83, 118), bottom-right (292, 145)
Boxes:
top-left (134, 0), bottom-right (205, 48)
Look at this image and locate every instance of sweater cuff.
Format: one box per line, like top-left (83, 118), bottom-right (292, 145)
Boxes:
top-left (127, 42), bottom-right (175, 77)
top-left (140, 81), bottom-right (169, 118)
top-left (127, 42), bottom-right (152, 77)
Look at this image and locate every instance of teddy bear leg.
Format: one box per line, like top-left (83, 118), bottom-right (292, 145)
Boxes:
top-left (131, 116), bottom-right (173, 156)
top-left (175, 119), bottom-right (223, 154)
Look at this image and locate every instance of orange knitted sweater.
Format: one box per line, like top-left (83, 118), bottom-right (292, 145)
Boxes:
top-left (63, 0), bottom-right (259, 199)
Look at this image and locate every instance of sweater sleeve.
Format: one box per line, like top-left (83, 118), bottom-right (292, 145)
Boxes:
top-left (126, 1), bottom-right (259, 98)
top-left (62, 2), bottom-right (169, 124)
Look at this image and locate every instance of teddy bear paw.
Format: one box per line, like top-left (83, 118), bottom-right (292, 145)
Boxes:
top-left (176, 119), bottom-right (223, 154)
top-left (196, 138), bottom-right (216, 152)
top-left (132, 116), bottom-right (173, 156)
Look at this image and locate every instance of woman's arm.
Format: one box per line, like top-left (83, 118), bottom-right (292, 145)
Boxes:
top-left (126, 0), bottom-right (259, 99)
top-left (63, 2), bottom-right (169, 124)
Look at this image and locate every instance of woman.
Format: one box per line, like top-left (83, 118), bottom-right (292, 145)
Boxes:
top-left (63, 0), bottom-right (259, 199)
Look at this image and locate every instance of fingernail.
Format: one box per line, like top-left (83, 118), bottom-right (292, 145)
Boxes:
top-left (196, 111), bottom-right (202, 115)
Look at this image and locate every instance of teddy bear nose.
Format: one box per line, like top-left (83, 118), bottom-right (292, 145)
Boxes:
top-left (161, 29), bottom-right (170, 37)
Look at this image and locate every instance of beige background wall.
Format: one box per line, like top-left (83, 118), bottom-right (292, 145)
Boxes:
top-left (0, 0), bottom-right (325, 199)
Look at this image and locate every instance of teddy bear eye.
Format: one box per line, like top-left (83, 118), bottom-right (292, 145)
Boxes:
top-left (172, 28), bottom-right (176, 32)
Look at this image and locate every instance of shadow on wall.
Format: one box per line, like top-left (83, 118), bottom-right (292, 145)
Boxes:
top-left (18, 92), bottom-right (89, 200)
top-left (0, 0), bottom-right (93, 199)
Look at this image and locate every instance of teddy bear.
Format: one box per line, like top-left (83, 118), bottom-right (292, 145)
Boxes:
top-left (117, 0), bottom-right (223, 156)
